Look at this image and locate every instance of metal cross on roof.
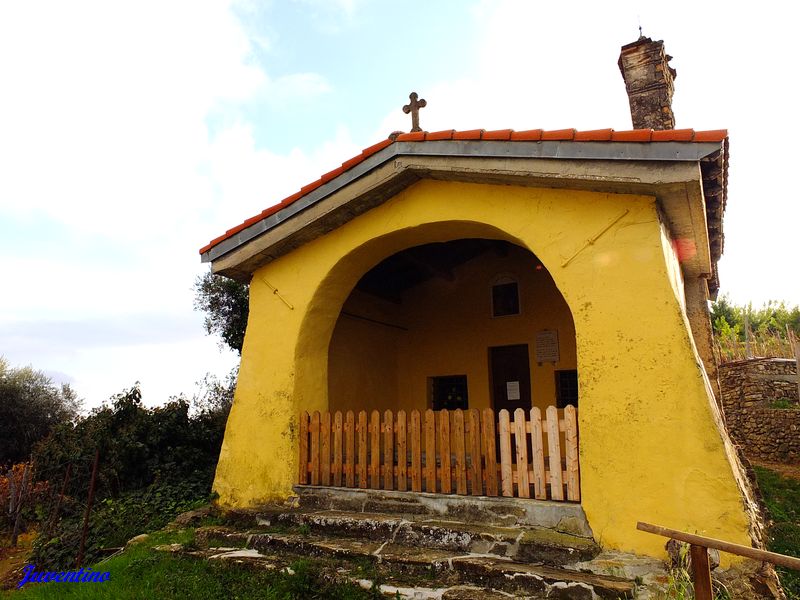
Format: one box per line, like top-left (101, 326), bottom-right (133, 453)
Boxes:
top-left (402, 92), bottom-right (427, 133)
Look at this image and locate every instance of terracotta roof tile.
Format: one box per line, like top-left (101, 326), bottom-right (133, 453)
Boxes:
top-left (692, 129), bottom-right (728, 142)
top-left (274, 191), bottom-right (303, 210)
top-left (610, 129), bottom-right (653, 142)
top-left (651, 128), bottom-right (695, 142)
top-left (395, 131), bottom-right (426, 142)
top-left (453, 129), bottom-right (484, 140)
top-left (482, 129), bottom-right (513, 140)
top-left (510, 129), bottom-right (543, 141)
top-left (426, 129), bottom-right (456, 141)
top-left (300, 179), bottom-right (323, 195)
top-left (201, 128), bottom-right (729, 255)
top-left (341, 155), bottom-right (363, 171)
top-left (574, 128), bottom-right (614, 141)
top-left (200, 234), bottom-right (229, 255)
top-left (541, 128), bottom-right (576, 141)
top-left (320, 166), bottom-right (345, 183)
top-left (361, 138), bottom-right (393, 157)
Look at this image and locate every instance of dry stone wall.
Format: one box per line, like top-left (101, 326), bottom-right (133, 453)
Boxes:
top-left (719, 358), bottom-right (799, 464)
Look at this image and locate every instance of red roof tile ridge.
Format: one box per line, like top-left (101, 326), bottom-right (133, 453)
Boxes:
top-left (199, 127), bottom-right (728, 255)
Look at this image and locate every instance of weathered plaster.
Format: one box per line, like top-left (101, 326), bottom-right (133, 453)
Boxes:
top-left (213, 179), bottom-right (752, 563)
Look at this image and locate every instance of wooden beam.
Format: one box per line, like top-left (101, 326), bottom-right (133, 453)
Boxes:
top-left (637, 522), bottom-right (800, 570)
top-left (690, 544), bottom-right (713, 600)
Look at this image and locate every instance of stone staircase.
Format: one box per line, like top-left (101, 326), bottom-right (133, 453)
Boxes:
top-left (187, 488), bottom-right (668, 598)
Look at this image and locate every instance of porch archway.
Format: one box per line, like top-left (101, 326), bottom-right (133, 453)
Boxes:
top-left (293, 221), bottom-right (577, 416)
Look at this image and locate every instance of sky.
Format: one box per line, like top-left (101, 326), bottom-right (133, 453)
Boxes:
top-left (1, 0), bottom-right (797, 409)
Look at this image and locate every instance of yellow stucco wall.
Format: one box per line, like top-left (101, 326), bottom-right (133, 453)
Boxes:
top-left (328, 244), bottom-right (576, 414)
top-left (213, 179), bottom-right (752, 561)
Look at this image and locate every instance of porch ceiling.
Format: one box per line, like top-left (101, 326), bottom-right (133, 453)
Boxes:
top-left (355, 238), bottom-right (512, 303)
top-left (206, 144), bottom-right (715, 287)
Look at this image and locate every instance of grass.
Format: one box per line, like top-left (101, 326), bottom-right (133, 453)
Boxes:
top-left (754, 466), bottom-right (800, 599)
top-left (770, 398), bottom-right (797, 410)
top-left (1, 529), bottom-right (381, 600)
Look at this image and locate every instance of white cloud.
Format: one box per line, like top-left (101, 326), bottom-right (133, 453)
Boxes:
top-left (291, 0), bottom-right (361, 32)
top-left (2, 0), bottom-right (798, 409)
top-left (0, 1), bottom-right (349, 405)
top-left (269, 72), bottom-right (332, 104)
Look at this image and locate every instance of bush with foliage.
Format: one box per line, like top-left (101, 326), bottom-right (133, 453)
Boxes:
top-left (29, 383), bottom-right (231, 569)
top-left (0, 358), bottom-right (81, 465)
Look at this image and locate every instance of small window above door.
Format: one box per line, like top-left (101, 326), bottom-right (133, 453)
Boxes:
top-left (491, 277), bottom-right (520, 317)
top-left (429, 375), bottom-right (468, 410)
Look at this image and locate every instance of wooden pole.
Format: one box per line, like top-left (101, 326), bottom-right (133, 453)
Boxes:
top-left (788, 327), bottom-right (800, 402)
top-left (47, 463), bottom-right (72, 536)
top-left (10, 464), bottom-right (29, 547)
top-left (637, 521), bottom-right (800, 570)
top-left (7, 467), bottom-right (16, 518)
top-left (690, 544), bottom-right (713, 600)
top-left (76, 449), bottom-right (100, 568)
top-left (744, 312), bottom-right (752, 358)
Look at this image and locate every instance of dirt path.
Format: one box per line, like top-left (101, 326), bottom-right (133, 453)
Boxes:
top-left (0, 530), bottom-right (36, 590)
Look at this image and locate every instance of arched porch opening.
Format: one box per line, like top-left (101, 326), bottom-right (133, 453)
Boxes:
top-left (296, 225), bottom-right (580, 502)
top-left (328, 238), bottom-right (577, 416)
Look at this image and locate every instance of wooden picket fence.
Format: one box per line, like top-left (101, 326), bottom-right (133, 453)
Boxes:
top-left (298, 406), bottom-right (579, 502)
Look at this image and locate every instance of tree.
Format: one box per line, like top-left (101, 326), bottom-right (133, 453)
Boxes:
top-left (193, 270), bottom-right (249, 354)
top-left (0, 358), bottom-right (81, 464)
top-left (711, 296), bottom-right (800, 340)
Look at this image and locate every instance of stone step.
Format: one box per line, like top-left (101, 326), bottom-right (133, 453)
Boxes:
top-left (294, 486), bottom-right (594, 534)
top-left (246, 531), bottom-right (635, 599)
top-left (274, 509), bottom-right (600, 565)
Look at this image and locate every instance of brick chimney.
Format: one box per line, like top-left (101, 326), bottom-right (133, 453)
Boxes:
top-left (618, 37), bottom-right (677, 130)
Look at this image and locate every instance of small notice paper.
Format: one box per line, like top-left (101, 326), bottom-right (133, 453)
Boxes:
top-left (535, 330), bottom-right (560, 363)
top-left (506, 381), bottom-right (521, 400)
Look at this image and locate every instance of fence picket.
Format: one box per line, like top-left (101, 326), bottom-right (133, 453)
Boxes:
top-left (439, 410), bottom-right (452, 494)
top-left (513, 408), bottom-right (530, 498)
top-left (299, 412), bottom-right (309, 485)
top-left (546, 406), bottom-right (564, 500)
top-left (530, 407), bottom-right (546, 500)
top-left (383, 410), bottom-right (394, 490)
top-left (345, 411), bottom-right (355, 487)
top-left (397, 411), bottom-right (407, 492)
top-left (370, 410), bottom-right (381, 489)
top-left (498, 410), bottom-right (513, 497)
top-left (482, 408), bottom-right (498, 496)
top-left (452, 410), bottom-right (467, 495)
top-left (564, 405), bottom-right (580, 501)
top-left (310, 411), bottom-right (320, 486)
top-left (333, 411), bottom-right (343, 487)
top-left (467, 409), bottom-right (483, 496)
top-left (298, 406), bottom-right (578, 503)
top-left (425, 410), bottom-right (436, 493)
top-left (411, 410), bottom-right (422, 492)
top-left (357, 411), bottom-right (367, 489)
top-left (320, 411), bottom-right (331, 486)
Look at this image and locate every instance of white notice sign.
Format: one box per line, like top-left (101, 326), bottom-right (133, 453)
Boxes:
top-left (535, 330), bottom-right (560, 363)
top-left (506, 381), bottom-right (521, 400)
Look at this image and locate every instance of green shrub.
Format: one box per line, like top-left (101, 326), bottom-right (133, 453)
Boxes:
top-left (754, 466), bottom-right (800, 598)
top-left (27, 384), bottom-right (229, 570)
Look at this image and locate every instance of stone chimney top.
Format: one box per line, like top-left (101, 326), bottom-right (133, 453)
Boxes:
top-left (618, 37), bottom-right (677, 130)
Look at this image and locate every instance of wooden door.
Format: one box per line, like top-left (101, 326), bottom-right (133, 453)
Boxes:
top-left (489, 344), bottom-right (532, 412)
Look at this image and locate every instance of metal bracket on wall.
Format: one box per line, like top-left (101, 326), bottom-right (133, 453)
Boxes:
top-left (561, 209), bottom-right (630, 268)
top-left (261, 278), bottom-right (294, 310)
